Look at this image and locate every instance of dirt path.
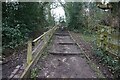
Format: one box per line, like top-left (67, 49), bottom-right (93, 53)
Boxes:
top-left (33, 29), bottom-right (102, 78)
top-left (70, 32), bottom-right (113, 78)
top-left (2, 48), bottom-right (27, 78)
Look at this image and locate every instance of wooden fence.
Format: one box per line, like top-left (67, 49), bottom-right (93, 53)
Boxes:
top-left (20, 26), bottom-right (58, 78)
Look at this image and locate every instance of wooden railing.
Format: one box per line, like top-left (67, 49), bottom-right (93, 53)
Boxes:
top-left (96, 25), bottom-right (120, 60)
top-left (20, 26), bottom-right (58, 78)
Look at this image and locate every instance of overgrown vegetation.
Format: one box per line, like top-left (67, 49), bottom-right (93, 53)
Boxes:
top-left (59, 1), bottom-right (120, 78)
top-left (2, 1), bottom-right (120, 78)
top-left (92, 44), bottom-right (120, 78)
top-left (2, 2), bottom-right (55, 56)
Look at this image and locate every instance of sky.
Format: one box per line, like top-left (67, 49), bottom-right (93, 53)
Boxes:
top-left (51, 0), bottom-right (66, 22)
top-left (51, 6), bottom-right (65, 22)
top-left (50, 0), bottom-right (111, 22)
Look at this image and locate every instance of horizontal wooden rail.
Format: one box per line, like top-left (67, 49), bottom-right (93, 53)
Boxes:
top-left (20, 26), bottom-right (58, 78)
top-left (33, 28), bottom-right (53, 42)
top-left (32, 32), bottom-right (46, 43)
top-left (33, 28), bottom-right (55, 43)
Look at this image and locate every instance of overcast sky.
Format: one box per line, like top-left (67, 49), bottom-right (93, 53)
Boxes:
top-left (51, 0), bottom-right (66, 22)
top-left (51, 6), bottom-right (65, 22)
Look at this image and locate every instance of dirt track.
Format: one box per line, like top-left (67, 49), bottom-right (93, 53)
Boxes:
top-left (33, 29), bottom-right (101, 78)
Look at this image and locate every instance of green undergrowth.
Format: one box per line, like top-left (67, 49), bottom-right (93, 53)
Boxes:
top-left (73, 30), bottom-right (104, 78)
top-left (73, 29), bottom-right (95, 42)
top-left (92, 45), bottom-right (120, 78)
top-left (73, 30), bottom-right (120, 78)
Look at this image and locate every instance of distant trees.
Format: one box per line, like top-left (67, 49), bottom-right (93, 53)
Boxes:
top-left (60, 2), bottom-right (97, 32)
top-left (59, 2), bottom-right (84, 30)
top-left (60, 1), bottom-right (120, 34)
top-left (59, 2), bottom-right (120, 78)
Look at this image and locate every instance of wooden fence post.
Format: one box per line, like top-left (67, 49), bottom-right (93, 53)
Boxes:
top-left (50, 29), bottom-right (52, 38)
top-left (27, 40), bottom-right (32, 65)
top-left (43, 35), bottom-right (46, 44)
top-left (34, 41), bottom-right (37, 48)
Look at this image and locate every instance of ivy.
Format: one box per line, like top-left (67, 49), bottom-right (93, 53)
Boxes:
top-left (2, 2), bottom-right (55, 54)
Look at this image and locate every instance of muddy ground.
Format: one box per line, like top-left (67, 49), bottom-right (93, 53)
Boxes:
top-left (70, 32), bottom-right (114, 78)
top-left (2, 47), bottom-right (27, 78)
top-left (32, 30), bottom-right (104, 78)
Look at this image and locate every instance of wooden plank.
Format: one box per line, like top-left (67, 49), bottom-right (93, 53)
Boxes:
top-left (33, 26), bottom-right (56, 43)
top-left (27, 40), bottom-right (32, 65)
top-left (49, 52), bottom-right (81, 55)
top-left (33, 32), bottom-right (46, 43)
top-left (55, 33), bottom-right (69, 36)
top-left (32, 26), bottom-right (57, 49)
top-left (57, 42), bottom-right (76, 45)
top-left (68, 31), bottom-right (88, 59)
top-left (9, 65), bottom-right (22, 79)
top-left (20, 26), bottom-right (58, 78)
top-left (20, 38), bottom-right (49, 78)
